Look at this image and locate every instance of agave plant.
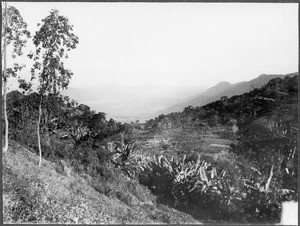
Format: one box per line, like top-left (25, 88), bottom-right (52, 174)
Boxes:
top-left (110, 137), bottom-right (136, 166)
top-left (135, 147), bottom-right (297, 222)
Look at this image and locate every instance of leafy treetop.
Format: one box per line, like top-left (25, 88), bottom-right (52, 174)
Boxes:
top-left (2, 5), bottom-right (31, 81)
top-left (22, 9), bottom-right (79, 94)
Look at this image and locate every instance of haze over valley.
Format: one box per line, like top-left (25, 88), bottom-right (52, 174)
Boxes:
top-left (62, 72), bottom-right (297, 122)
top-left (62, 84), bottom-right (205, 122)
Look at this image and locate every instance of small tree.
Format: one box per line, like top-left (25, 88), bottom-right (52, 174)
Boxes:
top-left (1, 3), bottom-right (30, 152)
top-left (23, 9), bottom-right (78, 166)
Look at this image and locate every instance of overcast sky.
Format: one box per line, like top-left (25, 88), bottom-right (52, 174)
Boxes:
top-left (7, 2), bottom-right (299, 89)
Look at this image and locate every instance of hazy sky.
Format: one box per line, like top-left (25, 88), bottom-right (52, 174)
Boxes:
top-left (7, 2), bottom-right (299, 89)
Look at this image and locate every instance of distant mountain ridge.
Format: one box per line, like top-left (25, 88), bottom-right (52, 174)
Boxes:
top-left (203, 81), bottom-right (232, 96)
top-left (154, 72), bottom-right (298, 116)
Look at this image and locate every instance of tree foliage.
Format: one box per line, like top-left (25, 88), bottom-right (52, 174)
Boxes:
top-left (2, 4), bottom-right (30, 84)
top-left (1, 5), bottom-right (30, 61)
top-left (20, 9), bottom-right (79, 94)
top-left (2, 4), bottom-right (30, 153)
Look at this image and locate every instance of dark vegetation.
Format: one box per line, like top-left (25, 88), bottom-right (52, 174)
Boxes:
top-left (4, 91), bottom-right (198, 223)
top-left (3, 75), bottom-right (298, 223)
top-left (142, 75), bottom-right (298, 223)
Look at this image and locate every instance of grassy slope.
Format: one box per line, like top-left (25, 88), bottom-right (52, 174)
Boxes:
top-left (3, 139), bottom-right (199, 224)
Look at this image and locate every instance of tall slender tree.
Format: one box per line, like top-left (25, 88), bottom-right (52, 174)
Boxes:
top-left (25, 9), bottom-right (78, 166)
top-left (1, 3), bottom-right (30, 152)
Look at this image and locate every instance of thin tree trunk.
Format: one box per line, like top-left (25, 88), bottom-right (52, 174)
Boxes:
top-left (3, 1), bottom-right (9, 153)
top-left (3, 78), bottom-right (8, 153)
top-left (37, 95), bottom-right (43, 167)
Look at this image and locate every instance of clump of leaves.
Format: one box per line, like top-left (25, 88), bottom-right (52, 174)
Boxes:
top-left (136, 152), bottom-right (296, 223)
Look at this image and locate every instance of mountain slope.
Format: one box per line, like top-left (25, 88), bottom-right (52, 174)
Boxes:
top-left (3, 140), bottom-right (198, 224)
top-left (147, 74), bottom-right (298, 132)
top-left (155, 72), bottom-right (298, 116)
top-left (202, 81), bottom-right (232, 96)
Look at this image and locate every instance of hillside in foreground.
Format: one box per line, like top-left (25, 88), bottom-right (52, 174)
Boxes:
top-left (3, 140), bottom-right (198, 224)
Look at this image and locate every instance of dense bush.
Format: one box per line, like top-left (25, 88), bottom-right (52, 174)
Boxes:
top-left (230, 117), bottom-right (298, 191)
top-left (135, 152), bottom-right (296, 223)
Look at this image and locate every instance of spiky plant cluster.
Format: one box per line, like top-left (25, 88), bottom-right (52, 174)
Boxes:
top-left (138, 154), bottom-right (232, 207)
top-left (109, 138), bottom-right (148, 178)
top-left (136, 154), bottom-right (296, 222)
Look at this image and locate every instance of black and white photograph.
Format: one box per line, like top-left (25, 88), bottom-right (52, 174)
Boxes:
top-left (1, 1), bottom-right (298, 224)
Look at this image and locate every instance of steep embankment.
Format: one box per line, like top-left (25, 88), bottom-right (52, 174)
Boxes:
top-left (3, 140), bottom-right (199, 224)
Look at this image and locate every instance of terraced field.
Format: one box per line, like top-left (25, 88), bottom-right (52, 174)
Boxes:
top-left (132, 125), bottom-right (234, 160)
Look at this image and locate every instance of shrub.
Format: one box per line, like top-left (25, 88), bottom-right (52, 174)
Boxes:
top-left (136, 153), bottom-right (296, 223)
top-left (230, 117), bottom-right (298, 192)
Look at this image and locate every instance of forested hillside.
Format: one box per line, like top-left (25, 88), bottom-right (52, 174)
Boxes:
top-left (146, 74), bottom-right (298, 132)
top-left (156, 72), bottom-right (297, 115)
